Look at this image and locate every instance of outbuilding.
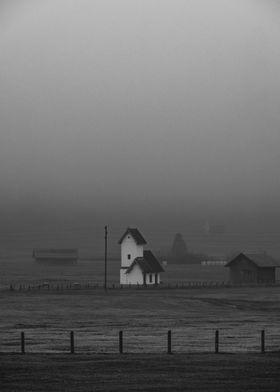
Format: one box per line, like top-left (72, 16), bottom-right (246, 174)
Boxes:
top-left (225, 252), bottom-right (279, 284)
top-left (33, 249), bottom-right (78, 265)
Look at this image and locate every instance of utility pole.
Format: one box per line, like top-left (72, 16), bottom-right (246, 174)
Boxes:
top-left (104, 225), bottom-right (108, 291)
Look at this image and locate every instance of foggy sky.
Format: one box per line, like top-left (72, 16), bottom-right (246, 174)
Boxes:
top-left (1, 0), bottom-right (280, 226)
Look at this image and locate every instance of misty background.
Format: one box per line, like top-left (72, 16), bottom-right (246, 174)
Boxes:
top-left (1, 0), bottom-right (280, 258)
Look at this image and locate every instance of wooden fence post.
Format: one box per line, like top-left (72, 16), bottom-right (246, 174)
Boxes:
top-left (70, 331), bottom-right (75, 354)
top-left (21, 332), bottom-right (25, 354)
top-left (261, 330), bottom-right (265, 353)
top-left (167, 330), bottom-right (172, 354)
top-left (119, 331), bottom-right (123, 354)
top-left (215, 330), bottom-right (219, 353)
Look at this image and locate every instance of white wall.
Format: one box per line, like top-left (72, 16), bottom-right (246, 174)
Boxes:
top-left (121, 235), bottom-right (144, 268)
top-left (120, 264), bottom-right (144, 285)
top-left (120, 268), bottom-right (128, 285)
top-left (120, 269), bottom-right (161, 285)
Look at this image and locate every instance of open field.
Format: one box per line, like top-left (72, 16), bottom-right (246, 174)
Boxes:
top-left (1, 287), bottom-right (280, 354)
top-left (1, 353), bottom-right (280, 392)
top-left (1, 253), bottom-right (280, 289)
top-left (0, 259), bottom-right (230, 288)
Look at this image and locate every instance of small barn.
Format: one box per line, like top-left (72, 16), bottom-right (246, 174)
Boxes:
top-left (33, 249), bottom-right (78, 265)
top-left (119, 228), bottom-right (164, 285)
top-left (225, 252), bottom-right (279, 284)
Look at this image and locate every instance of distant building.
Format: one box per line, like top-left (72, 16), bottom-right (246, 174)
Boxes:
top-left (203, 222), bottom-right (226, 235)
top-left (201, 254), bottom-right (227, 265)
top-left (225, 252), bottom-right (280, 284)
top-left (201, 260), bottom-right (227, 266)
top-left (33, 249), bottom-right (78, 265)
top-left (119, 228), bottom-right (164, 285)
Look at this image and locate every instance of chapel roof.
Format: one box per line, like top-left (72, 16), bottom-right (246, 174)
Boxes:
top-left (118, 228), bottom-right (147, 245)
top-left (126, 250), bottom-right (164, 274)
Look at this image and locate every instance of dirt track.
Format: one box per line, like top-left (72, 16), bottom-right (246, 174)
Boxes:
top-left (1, 353), bottom-right (280, 392)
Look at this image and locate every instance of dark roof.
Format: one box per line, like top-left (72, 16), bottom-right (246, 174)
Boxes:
top-left (33, 249), bottom-right (78, 259)
top-left (126, 250), bottom-right (164, 274)
top-left (118, 228), bottom-right (147, 245)
top-left (225, 252), bottom-right (280, 268)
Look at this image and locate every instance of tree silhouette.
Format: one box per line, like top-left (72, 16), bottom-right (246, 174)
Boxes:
top-left (171, 233), bottom-right (188, 263)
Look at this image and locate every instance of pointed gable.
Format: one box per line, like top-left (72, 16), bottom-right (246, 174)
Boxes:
top-left (118, 228), bottom-right (147, 245)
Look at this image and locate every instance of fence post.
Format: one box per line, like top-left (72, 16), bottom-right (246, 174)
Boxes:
top-left (167, 330), bottom-right (172, 354)
top-left (215, 330), bottom-right (219, 353)
top-left (21, 332), bottom-right (25, 354)
top-left (119, 331), bottom-right (123, 354)
top-left (261, 330), bottom-right (265, 353)
top-left (70, 331), bottom-right (75, 354)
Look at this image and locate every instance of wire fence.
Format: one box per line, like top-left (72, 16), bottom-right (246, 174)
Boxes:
top-left (1, 328), bottom-right (279, 355)
top-left (3, 280), bottom-right (280, 292)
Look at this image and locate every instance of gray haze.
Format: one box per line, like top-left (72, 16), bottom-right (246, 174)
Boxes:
top-left (1, 0), bottom-right (280, 228)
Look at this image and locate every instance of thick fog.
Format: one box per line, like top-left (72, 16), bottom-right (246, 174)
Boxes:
top-left (1, 0), bottom-right (280, 228)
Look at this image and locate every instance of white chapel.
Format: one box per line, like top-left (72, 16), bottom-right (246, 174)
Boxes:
top-left (119, 228), bottom-right (164, 285)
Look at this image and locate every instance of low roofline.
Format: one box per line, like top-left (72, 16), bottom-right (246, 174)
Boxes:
top-left (225, 252), bottom-right (246, 267)
top-left (225, 252), bottom-right (280, 268)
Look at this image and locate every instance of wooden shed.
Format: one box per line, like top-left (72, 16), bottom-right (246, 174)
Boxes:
top-left (33, 249), bottom-right (78, 265)
top-left (225, 253), bottom-right (279, 284)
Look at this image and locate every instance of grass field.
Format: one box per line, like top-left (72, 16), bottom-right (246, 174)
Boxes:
top-left (1, 287), bottom-right (280, 354)
top-left (1, 353), bottom-right (280, 392)
top-left (2, 281), bottom-right (280, 391)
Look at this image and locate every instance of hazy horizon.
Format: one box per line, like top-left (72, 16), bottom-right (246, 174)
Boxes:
top-left (1, 0), bottom-right (280, 231)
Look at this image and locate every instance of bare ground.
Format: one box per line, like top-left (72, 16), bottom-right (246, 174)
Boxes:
top-left (1, 353), bottom-right (280, 392)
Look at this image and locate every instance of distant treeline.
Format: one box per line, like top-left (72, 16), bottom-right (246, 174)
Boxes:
top-left (159, 233), bottom-right (209, 265)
